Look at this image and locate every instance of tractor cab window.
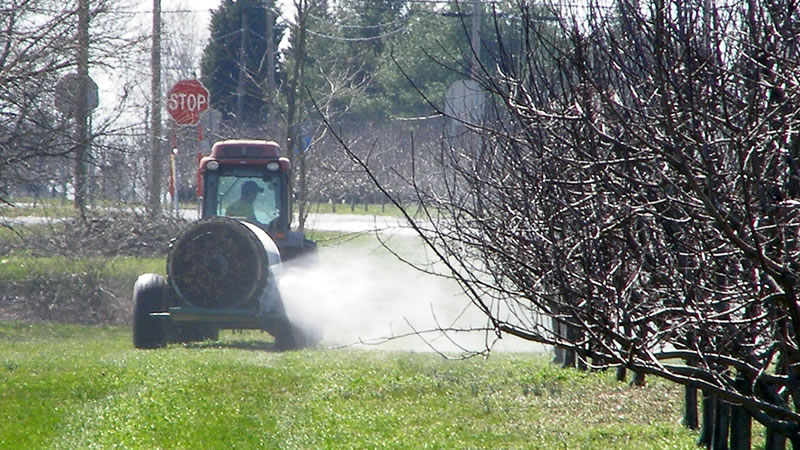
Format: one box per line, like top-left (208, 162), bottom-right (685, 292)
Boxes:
top-left (216, 173), bottom-right (281, 227)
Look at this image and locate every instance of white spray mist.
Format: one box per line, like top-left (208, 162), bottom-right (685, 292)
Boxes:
top-left (278, 233), bottom-right (546, 353)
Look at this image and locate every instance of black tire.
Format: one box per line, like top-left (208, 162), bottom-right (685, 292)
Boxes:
top-left (272, 319), bottom-right (321, 351)
top-left (273, 319), bottom-right (301, 351)
top-left (204, 326), bottom-right (220, 342)
top-left (132, 273), bottom-right (168, 349)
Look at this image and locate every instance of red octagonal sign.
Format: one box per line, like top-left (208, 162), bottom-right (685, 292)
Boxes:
top-left (166, 79), bottom-right (209, 125)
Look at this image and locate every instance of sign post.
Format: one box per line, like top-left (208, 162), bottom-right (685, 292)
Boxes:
top-left (166, 79), bottom-right (210, 217)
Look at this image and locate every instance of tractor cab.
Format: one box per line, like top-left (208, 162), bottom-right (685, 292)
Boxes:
top-left (198, 139), bottom-right (315, 261)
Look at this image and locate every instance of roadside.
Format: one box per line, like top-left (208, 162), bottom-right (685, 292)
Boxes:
top-left (2, 205), bottom-right (417, 235)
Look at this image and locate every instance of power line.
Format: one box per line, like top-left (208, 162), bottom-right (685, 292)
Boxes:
top-left (307, 11), bottom-right (411, 30)
top-left (304, 24), bottom-right (410, 41)
top-left (108, 8), bottom-right (217, 16)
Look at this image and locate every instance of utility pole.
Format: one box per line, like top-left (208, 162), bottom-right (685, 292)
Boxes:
top-left (148, 0), bottom-right (163, 217)
top-left (442, 2), bottom-right (481, 79)
top-left (286, 0), bottom-right (309, 230)
top-left (265, 4), bottom-right (276, 132)
top-left (470, 0), bottom-right (481, 79)
top-left (75, 0), bottom-right (90, 219)
top-left (237, 10), bottom-right (248, 133)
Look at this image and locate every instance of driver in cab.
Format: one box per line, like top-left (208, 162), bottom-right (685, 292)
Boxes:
top-left (226, 180), bottom-right (264, 225)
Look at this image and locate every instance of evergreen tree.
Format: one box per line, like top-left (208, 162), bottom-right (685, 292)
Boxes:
top-left (200, 0), bottom-right (285, 132)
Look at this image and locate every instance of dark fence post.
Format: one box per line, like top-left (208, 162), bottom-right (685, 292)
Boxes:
top-left (711, 397), bottom-right (730, 450)
top-left (698, 391), bottom-right (715, 448)
top-left (729, 375), bottom-right (751, 450)
top-left (684, 385), bottom-right (699, 430)
top-left (764, 428), bottom-right (786, 450)
top-left (550, 313), bottom-right (576, 369)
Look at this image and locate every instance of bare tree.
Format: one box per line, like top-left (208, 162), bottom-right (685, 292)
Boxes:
top-left (324, 0), bottom-right (800, 443)
top-left (0, 0), bottom-right (151, 211)
top-left (283, 0), bottom-right (376, 229)
top-left (0, 1), bottom-right (80, 204)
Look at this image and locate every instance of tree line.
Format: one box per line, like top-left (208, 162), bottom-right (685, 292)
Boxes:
top-left (2, 0), bottom-right (497, 222)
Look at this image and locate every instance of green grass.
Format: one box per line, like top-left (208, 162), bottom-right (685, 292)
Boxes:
top-left (0, 255), bottom-right (165, 282)
top-left (0, 321), bottom-right (699, 449)
top-left (0, 197), bottom-right (76, 218)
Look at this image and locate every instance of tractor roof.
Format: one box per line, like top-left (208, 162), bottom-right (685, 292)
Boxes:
top-left (210, 139), bottom-right (281, 159)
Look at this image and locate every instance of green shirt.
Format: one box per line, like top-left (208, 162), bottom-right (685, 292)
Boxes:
top-left (226, 199), bottom-right (256, 221)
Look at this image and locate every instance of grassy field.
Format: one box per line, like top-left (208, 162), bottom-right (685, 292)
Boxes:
top-left (0, 254), bottom-right (164, 282)
top-left (0, 321), bottom-right (699, 449)
top-left (0, 207), bottom-right (700, 448)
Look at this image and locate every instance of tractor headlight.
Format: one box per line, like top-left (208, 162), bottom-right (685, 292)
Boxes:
top-left (206, 160), bottom-right (219, 171)
top-left (266, 161), bottom-right (280, 171)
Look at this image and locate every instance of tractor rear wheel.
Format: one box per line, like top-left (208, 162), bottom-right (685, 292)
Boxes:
top-left (272, 319), bottom-right (322, 351)
top-left (273, 320), bottom-right (300, 351)
top-left (132, 273), bottom-right (168, 349)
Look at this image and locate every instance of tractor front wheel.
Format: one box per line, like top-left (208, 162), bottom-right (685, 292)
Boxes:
top-left (132, 273), bottom-right (168, 349)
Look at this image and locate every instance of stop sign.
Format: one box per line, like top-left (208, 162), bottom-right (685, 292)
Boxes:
top-left (166, 79), bottom-right (209, 125)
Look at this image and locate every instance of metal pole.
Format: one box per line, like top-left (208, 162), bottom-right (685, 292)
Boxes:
top-left (172, 148), bottom-right (179, 217)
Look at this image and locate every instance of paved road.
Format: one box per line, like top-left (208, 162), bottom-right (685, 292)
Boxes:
top-left (179, 209), bottom-right (419, 235)
top-left (190, 209), bottom-right (417, 235)
top-left (2, 208), bottom-right (418, 236)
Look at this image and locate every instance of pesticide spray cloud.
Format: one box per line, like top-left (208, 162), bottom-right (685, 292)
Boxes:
top-left (278, 233), bottom-right (546, 353)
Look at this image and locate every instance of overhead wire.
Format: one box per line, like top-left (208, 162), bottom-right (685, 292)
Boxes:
top-left (284, 8), bottom-right (417, 42)
top-left (304, 25), bottom-right (411, 41)
top-left (307, 11), bottom-right (411, 30)
top-left (98, 8), bottom-right (217, 16)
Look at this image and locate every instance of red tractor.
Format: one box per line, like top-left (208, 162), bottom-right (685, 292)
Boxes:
top-left (132, 140), bottom-right (318, 350)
